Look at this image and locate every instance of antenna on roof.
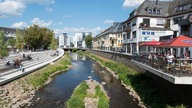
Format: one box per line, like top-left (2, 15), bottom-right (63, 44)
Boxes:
top-left (156, 0), bottom-right (159, 5)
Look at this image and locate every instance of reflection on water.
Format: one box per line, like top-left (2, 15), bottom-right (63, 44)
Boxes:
top-left (29, 53), bottom-right (138, 108)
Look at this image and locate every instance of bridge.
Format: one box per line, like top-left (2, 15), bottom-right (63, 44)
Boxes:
top-left (62, 47), bottom-right (88, 52)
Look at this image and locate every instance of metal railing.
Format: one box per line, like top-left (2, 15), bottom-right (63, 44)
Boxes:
top-left (133, 53), bottom-right (192, 77)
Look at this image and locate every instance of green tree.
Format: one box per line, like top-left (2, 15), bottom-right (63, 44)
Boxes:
top-left (0, 31), bottom-right (9, 62)
top-left (24, 24), bottom-right (54, 50)
top-left (7, 37), bottom-right (16, 52)
top-left (50, 37), bottom-right (58, 50)
top-left (84, 35), bottom-right (92, 48)
top-left (16, 29), bottom-right (24, 51)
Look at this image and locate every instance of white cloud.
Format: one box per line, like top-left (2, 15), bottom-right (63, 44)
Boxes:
top-left (46, 7), bottom-right (53, 12)
top-left (11, 21), bottom-right (28, 28)
top-left (31, 17), bottom-right (52, 27)
top-left (54, 27), bottom-right (102, 36)
top-left (0, 0), bottom-right (55, 17)
top-left (104, 19), bottom-right (114, 24)
top-left (123, 0), bottom-right (144, 8)
top-left (0, 0), bottom-right (25, 16)
top-left (123, 0), bottom-right (170, 8)
top-left (14, 0), bottom-right (55, 5)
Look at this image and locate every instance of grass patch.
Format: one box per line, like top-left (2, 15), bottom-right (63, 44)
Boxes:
top-left (85, 52), bottom-right (187, 108)
top-left (95, 85), bottom-right (109, 108)
top-left (17, 54), bottom-right (72, 89)
top-left (66, 81), bottom-right (88, 108)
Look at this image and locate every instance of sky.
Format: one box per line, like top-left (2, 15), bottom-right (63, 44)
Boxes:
top-left (0, 0), bottom-right (146, 37)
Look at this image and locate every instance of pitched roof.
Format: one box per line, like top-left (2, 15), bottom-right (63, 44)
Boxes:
top-left (0, 27), bottom-right (17, 33)
top-left (95, 22), bottom-right (122, 38)
top-left (136, 0), bottom-right (170, 17)
top-left (168, 0), bottom-right (192, 17)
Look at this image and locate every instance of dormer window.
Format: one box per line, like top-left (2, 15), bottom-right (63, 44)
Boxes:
top-left (175, 4), bottom-right (192, 12)
top-left (148, 9), bottom-right (152, 14)
top-left (157, 9), bottom-right (160, 14)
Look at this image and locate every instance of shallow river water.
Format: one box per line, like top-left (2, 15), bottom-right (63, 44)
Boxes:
top-left (29, 53), bottom-right (138, 108)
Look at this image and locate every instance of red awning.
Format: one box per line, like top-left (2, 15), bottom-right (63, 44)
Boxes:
top-left (158, 35), bottom-right (192, 47)
top-left (139, 41), bottom-right (162, 46)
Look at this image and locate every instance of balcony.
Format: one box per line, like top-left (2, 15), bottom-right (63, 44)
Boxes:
top-left (123, 27), bottom-right (131, 32)
top-left (109, 36), bottom-right (116, 40)
top-left (132, 54), bottom-right (192, 85)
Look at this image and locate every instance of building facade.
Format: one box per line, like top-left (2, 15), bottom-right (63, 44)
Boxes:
top-left (93, 0), bottom-right (192, 55)
top-left (167, 0), bottom-right (192, 58)
top-left (0, 27), bottom-right (17, 38)
top-left (72, 32), bottom-right (92, 48)
top-left (122, 0), bottom-right (173, 54)
top-left (93, 22), bottom-right (123, 51)
top-left (59, 33), bottom-right (68, 48)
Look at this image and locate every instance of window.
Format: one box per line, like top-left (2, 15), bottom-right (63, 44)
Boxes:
top-left (147, 32), bottom-right (150, 35)
top-left (132, 31), bottom-right (136, 38)
top-left (118, 40), bottom-right (120, 44)
top-left (173, 16), bottom-right (183, 24)
top-left (123, 34), bottom-right (126, 40)
top-left (132, 19), bottom-right (137, 26)
top-left (104, 35), bottom-right (106, 39)
top-left (118, 34), bottom-right (121, 38)
top-left (151, 32), bottom-right (155, 35)
top-left (143, 18), bottom-right (150, 27)
top-left (157, 9), bottom-right (160, 14)
top-left (157, 19), bottom-right (164, 26)
top-left (148, 9), bottom-right (152, 14)
top-left (127, 32), bottom-right (130, 39)
top-left (142, 31), bottom-right (146, 35)
top-left (127, 23), bottom-right (131, 28)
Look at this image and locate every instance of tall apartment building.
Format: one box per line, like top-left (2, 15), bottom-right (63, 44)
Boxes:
top-left (73, 32), bottom-right (92, 48)
top-left (59, 33), bottom-right (68, 48)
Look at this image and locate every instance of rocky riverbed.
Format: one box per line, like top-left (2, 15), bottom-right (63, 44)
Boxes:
top-left (0, 59), bottom-right (71, 108)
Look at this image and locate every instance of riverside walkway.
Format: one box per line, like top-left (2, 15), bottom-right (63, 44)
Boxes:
top-left (0, 48), bottom-right (64, 85)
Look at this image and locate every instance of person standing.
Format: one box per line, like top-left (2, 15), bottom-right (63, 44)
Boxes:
top-left (166, 52), bottom-right (174, 65)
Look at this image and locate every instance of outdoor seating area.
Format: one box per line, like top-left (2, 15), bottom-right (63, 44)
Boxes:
top-left (133, 54), bottom-right (192, 77)
top-left (134, 35), bottom-right (192, 77)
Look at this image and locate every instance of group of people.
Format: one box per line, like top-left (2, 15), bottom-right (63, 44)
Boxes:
top-left (147, 50), bottom-right (190, 65)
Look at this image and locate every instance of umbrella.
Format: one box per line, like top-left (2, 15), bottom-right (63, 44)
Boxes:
top-left (139, 41), bottom-right (163, 46)
top-left (158, 35), bottom-right (192, 47)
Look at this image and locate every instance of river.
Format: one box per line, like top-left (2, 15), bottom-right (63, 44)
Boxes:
top-left (28, 53), bottom-right (138, 108)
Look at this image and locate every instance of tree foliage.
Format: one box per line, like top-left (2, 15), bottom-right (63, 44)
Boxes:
top-left (24, 24), bottom-right (54, 50)
top-left (7, 37), bottom-right (16, 51)
top-left (0, 30), bottom-right (9, 59)
top-left (50, 37), bottom-right (58, 50)
top-left (16, 29), bottom-right (24, 51)
top-left (84, 35), bottom-right (92, 48)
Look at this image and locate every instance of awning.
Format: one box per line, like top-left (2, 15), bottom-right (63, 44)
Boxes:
top-left (139, 41), bottom-right (162, 46)
top-left (158, 35), bottom-right (192, 47)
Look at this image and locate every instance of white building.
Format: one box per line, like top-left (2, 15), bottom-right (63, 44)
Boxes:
top-left (122, 0), bottom-right (174, 54)
top-left (72, 32), bottom-right (92, 48)
top-left (59, 33), bottom-right (68, 48)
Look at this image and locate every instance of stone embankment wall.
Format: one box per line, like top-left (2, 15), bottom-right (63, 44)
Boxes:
top-left (89, 50), bottom-right (192, 106)
top-left (89, 50), bottom-right (145, 73)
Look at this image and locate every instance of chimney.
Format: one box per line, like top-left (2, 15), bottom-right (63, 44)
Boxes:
top-left (156, 0), bottom-right (159, 5)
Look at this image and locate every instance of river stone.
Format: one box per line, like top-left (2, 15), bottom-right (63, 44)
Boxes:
top-left (88, 76), bottom-right (92, 79)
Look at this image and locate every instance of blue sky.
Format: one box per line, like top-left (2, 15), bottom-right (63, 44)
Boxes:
top-left (0, 0), bottom-right (145, 36)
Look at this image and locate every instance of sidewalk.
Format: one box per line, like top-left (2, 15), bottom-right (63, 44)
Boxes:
top-left (0, 48), bottom-right (64, 85)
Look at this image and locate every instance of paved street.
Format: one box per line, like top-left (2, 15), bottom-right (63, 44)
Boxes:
top-left (0, 49), bottom-right (64, 85)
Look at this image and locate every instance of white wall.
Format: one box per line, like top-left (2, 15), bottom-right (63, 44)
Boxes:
top-left (59, 35), bottom-right (64, 47)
